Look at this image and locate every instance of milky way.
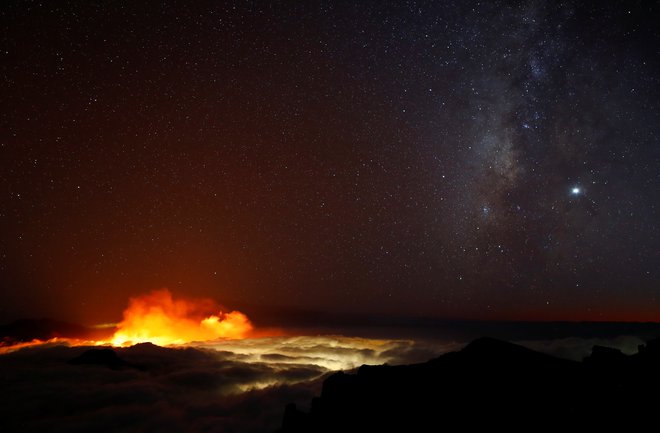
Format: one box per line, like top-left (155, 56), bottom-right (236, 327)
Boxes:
top-left (0, 1), bottom-right (658, 323)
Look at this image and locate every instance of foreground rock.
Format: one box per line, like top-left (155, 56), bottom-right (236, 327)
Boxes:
top-left (280, 337), bottom-right (660, 432)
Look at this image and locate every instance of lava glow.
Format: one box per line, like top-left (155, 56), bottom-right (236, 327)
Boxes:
top-left (110, 289), bottom-right (253, 346)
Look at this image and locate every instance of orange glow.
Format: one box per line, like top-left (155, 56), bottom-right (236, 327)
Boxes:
top-left (0, 337), bottom-right (108, 354)
top-left (110, 289), bottom-right (253, 346)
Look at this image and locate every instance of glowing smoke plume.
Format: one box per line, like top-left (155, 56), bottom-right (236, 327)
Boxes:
top-left (111, 289), bottom-right (253, 346)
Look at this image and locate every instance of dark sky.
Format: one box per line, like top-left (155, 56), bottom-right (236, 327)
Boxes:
top-left (1, 1), bottom-right (658, 325)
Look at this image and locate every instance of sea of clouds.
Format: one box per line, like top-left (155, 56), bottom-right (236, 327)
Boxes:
top-left (0, 333), bottom-right (648, 432)
top-left (0, 335), bottom-right (459, 433)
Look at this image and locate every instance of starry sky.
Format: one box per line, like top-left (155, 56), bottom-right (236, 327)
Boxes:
top-left (1, 1), bottom-right (658, 325)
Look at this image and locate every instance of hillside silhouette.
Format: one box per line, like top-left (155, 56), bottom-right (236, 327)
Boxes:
top-left (280, 337), bottom-right (660, 432)
top-left (69, 347), bottom-right (146, 370)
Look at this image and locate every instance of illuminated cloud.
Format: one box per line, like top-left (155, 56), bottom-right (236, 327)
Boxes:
top-left (0, 335), bottom-right (456, 433)
top-left (0, 335), bottom-right (645, 432)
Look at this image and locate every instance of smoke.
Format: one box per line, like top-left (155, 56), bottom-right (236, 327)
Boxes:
top-left (111, 289), bottom-right (253, 346)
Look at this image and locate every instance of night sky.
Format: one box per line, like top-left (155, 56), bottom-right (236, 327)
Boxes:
top-left (1, 1), bottom-right (658, 325)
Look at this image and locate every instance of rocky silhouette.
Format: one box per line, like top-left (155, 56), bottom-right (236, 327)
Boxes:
top-left (69, 348), bottom-right (143, 370)
top-left (279, 337), bottom-right (660, 432)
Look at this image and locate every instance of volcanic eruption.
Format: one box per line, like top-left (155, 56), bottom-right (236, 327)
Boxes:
top-left (110, 289), bottom-right (253, 346)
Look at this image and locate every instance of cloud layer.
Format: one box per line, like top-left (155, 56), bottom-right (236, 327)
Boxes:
top-left (0, 333), bottom-right (646, 432)
top-left (0, 335), bottom-right (456, 433)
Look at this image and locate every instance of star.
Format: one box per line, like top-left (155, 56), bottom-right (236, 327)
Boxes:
top-left (571, 187), bottom-right (581, 195)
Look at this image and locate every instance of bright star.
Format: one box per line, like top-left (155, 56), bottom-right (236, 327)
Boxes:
top-left (571, 187), bottom-right (581, 195)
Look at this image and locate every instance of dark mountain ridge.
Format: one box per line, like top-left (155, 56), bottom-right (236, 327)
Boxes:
top-left (280, 336), bottom-right (660, 432)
